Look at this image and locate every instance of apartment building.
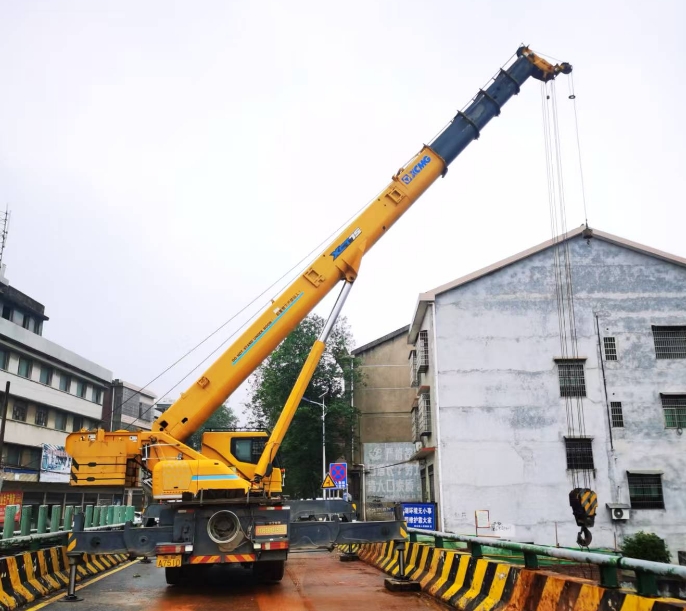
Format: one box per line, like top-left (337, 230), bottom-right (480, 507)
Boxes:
top-left (407, 227), bottom-right (686, 555)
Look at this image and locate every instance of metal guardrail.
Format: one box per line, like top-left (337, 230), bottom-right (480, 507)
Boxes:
top-left (0, 504), bottom-right (134, 552)
top-left (408, 527), bottom-right (686, 597)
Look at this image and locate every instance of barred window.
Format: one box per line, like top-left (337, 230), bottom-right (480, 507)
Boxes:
top-left (565, 437), bottom-right (594, 470)
top-left (661, 395), bottom-right (686, 429)
top-left (557, 359), bottom-right (586, 397)
top-left (652, 326), bottom-right (686, 359)
top-left (610, 402), bottom-right (624, 428)
top-left (628, 473), bottom-right (664, 509)
top-left (603, 337), bottom-right (617, 361)
top-left (12, 400), bottom-right (27, 422)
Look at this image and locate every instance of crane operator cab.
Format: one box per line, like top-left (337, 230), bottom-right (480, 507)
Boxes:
top-left (200, 430), bottom-right (284, 497)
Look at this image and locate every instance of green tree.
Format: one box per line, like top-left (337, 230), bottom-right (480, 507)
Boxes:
top-left (246, 314), bottom-right (361, 499)
top-left (620, 531), bottom-right (671, 563)
top-left (187, 403), bottom-right (239, 451)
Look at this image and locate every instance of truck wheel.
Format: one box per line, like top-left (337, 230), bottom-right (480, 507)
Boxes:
top-left (253, 560), bottom-right (285, 582)
top-left (165, 566), bottom-right (183, 585)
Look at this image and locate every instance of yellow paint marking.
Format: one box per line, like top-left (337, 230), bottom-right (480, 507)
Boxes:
top-left (537, 575), bottom-right (565, 611)
top-left (408, 545), bottom-right (429, 581)
top-left (441, 555), bottom-right (470, 601)
top-left (406, 544), bottom-right (421, 575)
top-left (23, 559), bottom-right (139, 611)
top-left (455, 559), bottom-right (488, 609)
top-left (420, 548), bottom-right (442, 588)
top-left (475, 564), bottom-right (510, 611)
top-left (428, 550), bottom-right (456, 596)
top-left (575, 583), bottom-right (603, 611)
top-left (620, 595), bottom-right (656, 611)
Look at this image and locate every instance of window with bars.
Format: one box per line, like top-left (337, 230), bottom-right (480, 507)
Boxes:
top-left (418, 330), bottom-right (429, 373)
top-left (661, 395), bottom-right (686, 429)
top-left (652, 326), bottom-right (686, 359)
top-left (12, 400), bottom-right (27, 422)
top-left (565, 437), bottom-right (594, 470)
top-left (628, 473), bottom-right (664, 509)
top-left (35, 407), bottom-right (48, 427)
top-left (610, 402), bottom-right (624, 427)
top-left (603, 337), bottom-right (617, 361)
top-left (418, 391), bottom-right (431, 436)
top-left (409, 350), bottom-right (419, 387)
top-left (556, 359), bottom-right (586, 397)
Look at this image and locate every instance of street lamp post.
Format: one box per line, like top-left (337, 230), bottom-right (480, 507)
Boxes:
top-left (302, 391), bottom-right (328, 495)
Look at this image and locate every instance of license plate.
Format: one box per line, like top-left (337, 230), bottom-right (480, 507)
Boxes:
top-left (156, 555), bottom-right (182, 568)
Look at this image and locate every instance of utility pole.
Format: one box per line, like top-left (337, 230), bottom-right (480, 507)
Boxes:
top-left (302, 391), bottom-right (328, 497)
top-left (0, 207), bottom-right (10, 270)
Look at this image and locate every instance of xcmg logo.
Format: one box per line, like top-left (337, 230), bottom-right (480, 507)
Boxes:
top-left (401, 155), bottom-right (431, 185)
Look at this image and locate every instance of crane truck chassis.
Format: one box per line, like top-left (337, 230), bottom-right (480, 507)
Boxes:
top-left (64, 46), bottom-right (592, 586)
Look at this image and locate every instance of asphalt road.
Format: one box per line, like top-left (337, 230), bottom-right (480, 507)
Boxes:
top-left (27, 552), bottom-right (447, 611)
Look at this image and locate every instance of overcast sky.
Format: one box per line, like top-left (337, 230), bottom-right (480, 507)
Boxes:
top-left (1, 0), bottom-right (685, 422)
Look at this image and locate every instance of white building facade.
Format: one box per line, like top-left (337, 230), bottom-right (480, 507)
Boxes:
top-left (0, 269), bottom-right (117, 511)
top-left (408, 227), bottom-right (686, 556)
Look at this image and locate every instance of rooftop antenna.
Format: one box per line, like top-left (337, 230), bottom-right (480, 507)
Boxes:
top-left (0, 206), bottom-right (10, 269)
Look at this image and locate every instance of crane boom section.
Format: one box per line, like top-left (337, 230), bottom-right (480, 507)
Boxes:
top-left (155, 47), bottom-right (570, 443)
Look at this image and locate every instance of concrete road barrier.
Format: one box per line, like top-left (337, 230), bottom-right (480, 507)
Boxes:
top-left (356, 541), bottom-right (686, 611)
top-left (0, 546), bottom-right (128, 609)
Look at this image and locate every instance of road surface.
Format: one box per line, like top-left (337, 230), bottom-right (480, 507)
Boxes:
top-left (28, 551), bottom-right (448, 611)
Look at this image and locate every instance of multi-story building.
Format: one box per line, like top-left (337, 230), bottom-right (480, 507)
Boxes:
top-left (351, 326), bottom-right (421, 519)
top-left (104, 380), bottom-right (156, 432)
top-left (407, 227), bottom-right (686, 555)
top-left (0, 267), bottom-right (123, 513)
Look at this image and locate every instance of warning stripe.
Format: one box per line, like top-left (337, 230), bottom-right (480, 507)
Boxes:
top-left (225, 554), bottom-right (256, 563)
top-left (189, 555), bottom-right (221, 564)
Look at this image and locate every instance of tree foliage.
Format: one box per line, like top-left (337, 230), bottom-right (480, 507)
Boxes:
top-left (620, 531), bottom-right (671, 563)
top-left (246, 314), bottom-right (361, 499)
top-left (187, 403), bottom-right (239, 451)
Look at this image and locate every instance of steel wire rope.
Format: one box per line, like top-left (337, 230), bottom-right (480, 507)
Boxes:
top-left (125, 196), bottom-right (377, 430)
top-left (551, 81), bottom-right (590, 488)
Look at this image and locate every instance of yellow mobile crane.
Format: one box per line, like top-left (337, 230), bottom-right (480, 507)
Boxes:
top-left (66, 47), bottom-right (587, 585)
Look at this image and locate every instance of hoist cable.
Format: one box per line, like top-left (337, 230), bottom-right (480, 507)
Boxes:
top-left (569, 74), bottom-right (589, 226)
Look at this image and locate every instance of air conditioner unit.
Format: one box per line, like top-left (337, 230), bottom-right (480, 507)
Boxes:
top-left (606, 503), bottom-right (630, 521)
top-left (414, 441), bottom-right (423, 452)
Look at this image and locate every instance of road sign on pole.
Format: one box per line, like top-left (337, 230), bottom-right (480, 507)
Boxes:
top-left (329, 462), bottom-right (347, 490)
top-left (321, 473), bottom-right (336, 489)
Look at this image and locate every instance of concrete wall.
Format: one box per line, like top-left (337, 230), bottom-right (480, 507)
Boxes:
top-left (433, 236), bottom-right (686, 553)
top-left (353, 330), bottom-right (416, 462)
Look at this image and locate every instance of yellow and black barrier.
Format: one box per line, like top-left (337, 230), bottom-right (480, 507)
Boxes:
top-left (0, 546), bottom-right (128, 610)
top-left (353, 541), bottom-right (686, 611)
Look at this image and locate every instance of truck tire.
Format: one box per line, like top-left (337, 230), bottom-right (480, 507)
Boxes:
top-left (165, 566), bottom-right (182, 585)
top-left (253, 560), bottom-right (285, 582)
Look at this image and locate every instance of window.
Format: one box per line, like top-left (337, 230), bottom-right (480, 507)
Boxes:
top-left (418, 330), bottom-right (429, 373)
top-left (628, 473), bottom-right (664, 509)
top-left (603, 337), bottom-right (617, 361)
top-left (418, 391), bottom-right (431, 436)
top-left (661, 395), bottom-right (686, 429)
top-left (652, 326), bottom-right (686, 359)
top-left (59, 374), bottom-right (71, 392)
top-left (611, 402), bottom-right (624, 428)
top-left (428, 465), bottom-right (435, 502)
top-left (92, 388), bottom-right (102, 404)
top-left (76, 380), bottom-right (87, 398)
top-left (72, 416), bottom-right (84, 431)
top-left (12, 400), bottom-right (27, 422)
top-left (0, 348), bottom-right (7, 370)
top-left (409, 350), bottom-right (419, 387)
top-left (557, 359), bottom-right (586, 397)
top-left (35, 407), bottom-right (48, 427)
top-left (54, 411), bottom-right (67, 431)
top-left (39, 366), bottom-right (53, 386)
top-left (22, 316), bottom-right (30, 330)
top-left (420, 467), bottom-right (427, 502)
top-left (12, 310), bottom-right (24, 327)
top-left (18, 357), bottom-right (33, 379)
top-left (565, 437), bottom-right (594, 470)
top-left (1, 305), bottom-right (10, 320)
top-left (4, 445), bottom-right (21, 466)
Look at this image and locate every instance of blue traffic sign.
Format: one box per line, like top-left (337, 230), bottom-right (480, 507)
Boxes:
top-left (329, 462), bottom-right (347, 489)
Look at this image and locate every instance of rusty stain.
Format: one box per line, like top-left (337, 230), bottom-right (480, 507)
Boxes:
top-left (36, 552), bottom-right (446, 611)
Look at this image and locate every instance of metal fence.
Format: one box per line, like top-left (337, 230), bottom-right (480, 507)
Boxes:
top-left (0, 504), bottom-right (134, 553)
top-left (408, 527), bottom-right (686, 597)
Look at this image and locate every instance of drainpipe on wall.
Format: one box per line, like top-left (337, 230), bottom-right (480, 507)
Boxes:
top-left (430, 303), bottom-right (445, 531)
